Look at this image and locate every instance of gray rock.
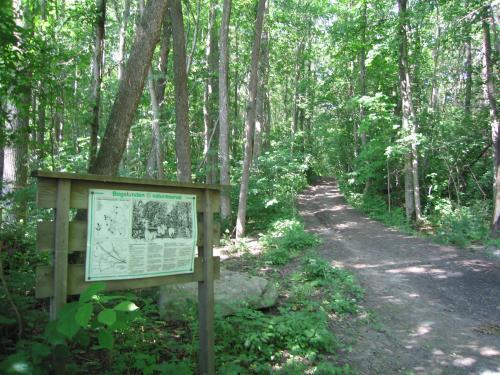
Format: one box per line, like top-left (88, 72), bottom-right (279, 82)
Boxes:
top-left (158, 269), bottom-right (278, 318)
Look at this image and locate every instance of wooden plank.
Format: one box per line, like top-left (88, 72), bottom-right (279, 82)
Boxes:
top-left (35, 257), bottom-right (221, 298)
top-left (37, 178), bottom-right (220, 213)
top-left (32, 170), bottom-right (228, 191)
top-left (50, 179), bottom-right (71, 320)
top-left (38, 220), bottom-right (220, 253)
top-left (38, 221), bottom-right (87, 253)
top-left (198, 189), bottom-right (215, 375)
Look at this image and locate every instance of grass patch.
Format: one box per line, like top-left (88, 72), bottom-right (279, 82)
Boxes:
top-left (260, 218), bottom-right (320, 265)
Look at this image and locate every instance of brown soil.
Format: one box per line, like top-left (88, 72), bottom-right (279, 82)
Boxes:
top-left (297, 179), bottom-right (500, 375)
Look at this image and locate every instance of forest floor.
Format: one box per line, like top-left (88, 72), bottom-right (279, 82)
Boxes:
top-left (296, 178), bottom-right (500, 375)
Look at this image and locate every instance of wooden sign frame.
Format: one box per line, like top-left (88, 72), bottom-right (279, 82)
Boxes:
top-left (32, 171), bottom-right (224, 375)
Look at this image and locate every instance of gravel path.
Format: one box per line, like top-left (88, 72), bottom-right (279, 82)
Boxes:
top-left (297, 179), bottom-right (500, 375)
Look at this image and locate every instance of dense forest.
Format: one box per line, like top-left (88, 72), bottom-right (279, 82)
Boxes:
top-left (0, 0), bottom-right (499, 373)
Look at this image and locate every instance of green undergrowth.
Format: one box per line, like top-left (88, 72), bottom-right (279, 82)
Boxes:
top-left (216, 218), bottom-right (360, 373)
top-left (338, 178), bottom-right (497, 248)
top-left (1, 216), bottom-right (361, 374)
top-left (231, 147), bottom-right (311, 233)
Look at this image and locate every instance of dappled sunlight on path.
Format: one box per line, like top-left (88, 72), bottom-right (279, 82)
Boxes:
top-left (298, 179), bottom-right (500, 375)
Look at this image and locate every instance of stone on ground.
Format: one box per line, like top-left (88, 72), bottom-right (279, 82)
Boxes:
top-left (158, 268), bottom-right (278, 318)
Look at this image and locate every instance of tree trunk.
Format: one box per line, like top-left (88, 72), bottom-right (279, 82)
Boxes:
top-left (464, 16), bottom-right (472, 125)
top-left (262, 28), bottom-right (271, 152)
top-left (2, 1), bottom-right (32, 223)
top-left (482, 5), bottom-right (500, 236)
top-left (169, 0), bottom-right (192, 183)
top-left (146, 7), bottom-right (171, 180)
top-left (90, 0), bottom-right (169, 176)
top-left (146, 72), bottom-right (165, 179)
top-left (292, 39), bottom-right (305, 137)
top-left (203, 0), bottom-right (219, 184)
top-left (88, 0), bottom-right (106, 171)
top-left (359, 0), bottom-right (369, 194)
top-left (115, 0), bottom-right (130, 81)
top-left (186, 0), bottom-right (201, 76)
top-left (236, 0), bottom-right (267, 239)
top-left (253, 29), bottom-right (268, 163)
top-left (398, 0), bottom-right (421, 223)
top-left (219, 0), bottom-right (232, 221)
top-left (359, 0), bottom-right (367, 148)
top-left (430, 2), bottom-right (441, 115)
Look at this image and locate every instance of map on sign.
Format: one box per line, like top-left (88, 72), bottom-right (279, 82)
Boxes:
top-left (85, 189), bottom-right (197, 281)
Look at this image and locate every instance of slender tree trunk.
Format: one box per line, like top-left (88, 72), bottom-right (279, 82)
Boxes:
top-left (37, 87), bottom-right (46, 164)
top-left (359, 0), bottom-right (367, 148)
top-left (146, 72), bottom-right (165, 179)
top-left (90, 0), bottom-right (169, 176)
top-left (142, 0), bottom-right (170, 180)
top-left (253, 28), bottom-right (268, 163)
top-left (203, 0), bottom-right (219, 184)
top-left (169, 0), bottom-right (192, 182)
top-left (262, 28), bottom-right (271, 152)
top-left (88, 0), bottom-right (106, 171)
top-left (115, 0), bottom-right (130, 81)
top-left (292, 39), bottom-right (304, 137)
top-left (359, 0), bottom-right (369, 193)
top-left (186, 0), bottom-right (201, 76)
top-left (398, 0), bottom-right (421, 223)
top-left (36, 0), bottom-right (48, 165)
top-left (464, 16), bottom-right (472, 124)
top-left (349, 61), bottom-right (358, 158)
top-left (219, 0), bottom-right (232, 221)
top-left (482, 5), bottom-right (500, 236)
top-left (430, 2), bottom-right (441, 115)
top-left (236, 0), bottom-right (267, 239)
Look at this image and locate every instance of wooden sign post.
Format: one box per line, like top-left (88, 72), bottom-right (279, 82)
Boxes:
top-left (32, 171), bottom-right (224, 375)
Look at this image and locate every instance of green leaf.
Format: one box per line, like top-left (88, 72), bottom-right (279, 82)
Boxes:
top-left (0, 315), bottom-right (16, 325)
top-left (114, 301), bottom-right (139, 312)
top-left (98, 330), bottom-right (114, 350)
top-left (56, 302), bottom-right (80, 339)
top-left (75, 303), bottom-right (93, 327)
top-left (31, 343), bottom-right (51, 364)
top-left (79, 282), bottom-right (106, 303)
top-left (97, 309), bottom-right (116, 326)
top-left (74, 330), bottom-right (90, 348)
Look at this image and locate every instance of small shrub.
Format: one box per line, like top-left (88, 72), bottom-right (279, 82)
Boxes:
top-left (300, 257), bottom-right (363, 315)
top-left (260, 219), bottom-right (319, 265)
top-left (433, 200), bottom-right (490, 247)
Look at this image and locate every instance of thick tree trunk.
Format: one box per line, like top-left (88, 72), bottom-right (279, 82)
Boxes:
top-left (169, 0), bottom-right (192, 183)
top-left (90, 0), bottom-right (169, 176)
top-left (2, 1), bottom-right (32, 223)
top-left (88, 0), bottom-right (106, 171)
top-left (203, 0), bottom-right (219, 184)
top-left (482, 6), bottom-right (500, 236)
top-left (464, 4), bottom-right (472, 125)
top-left (236, 0), bottom-right (267, 239)
top-left (219, 0), bottom-right (232, 221)
top-left (398, 0), bottom-right (422, 223)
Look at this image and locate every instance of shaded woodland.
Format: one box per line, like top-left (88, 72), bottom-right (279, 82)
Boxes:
top-left (0, 0), bottom-right (499, 372)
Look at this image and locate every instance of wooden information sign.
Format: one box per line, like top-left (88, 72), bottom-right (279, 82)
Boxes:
top-left (32, 171), bottom-right (224, 375)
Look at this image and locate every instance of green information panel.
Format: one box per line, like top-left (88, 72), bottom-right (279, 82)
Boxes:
top-left (85, 189), bottom-right (197, 281)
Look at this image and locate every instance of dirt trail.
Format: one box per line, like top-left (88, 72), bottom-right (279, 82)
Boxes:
top-left (297, 179), bottom-right (500, 375)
